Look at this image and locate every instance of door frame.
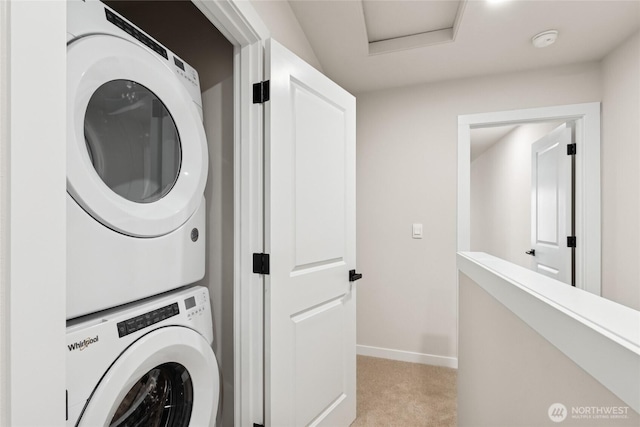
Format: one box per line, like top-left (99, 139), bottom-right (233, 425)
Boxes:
top-left (457, 102), bottom-right (601, 296)
top-left (182, 2), bottom-right (270, 425)
top-left (1, 1), bottom-right (269, 425)
top-left (1, 2), bottom-right (67, 425)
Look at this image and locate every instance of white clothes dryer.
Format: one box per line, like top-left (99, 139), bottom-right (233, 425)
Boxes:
top-left (66, 0), bottom-right (209, 319)
top-left (66, 286), bottom-right (219, 426)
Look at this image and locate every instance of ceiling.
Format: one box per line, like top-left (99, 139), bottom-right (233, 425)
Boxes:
top-left (363, 1), bottom-right (460, 43)
top-left (288, 0), bottom-right (640, 94)
top-left (470, 124), bottom-right (518, 160)
top-left (470, 119), bottom-right (565, 160)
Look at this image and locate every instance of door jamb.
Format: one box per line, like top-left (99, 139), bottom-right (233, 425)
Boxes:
top-left (457, 102), bottom-right (601, 296)
top-left (191, 1), bottom-right (269, 426)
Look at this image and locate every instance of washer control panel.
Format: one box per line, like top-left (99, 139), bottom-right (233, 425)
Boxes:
top-left (185, 289), bottom-right (209, 321)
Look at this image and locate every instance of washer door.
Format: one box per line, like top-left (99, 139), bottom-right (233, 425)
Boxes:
top-left (79, 327), bottom-right (219, 427)
top-left (67, 34), bottom-right (208, 237)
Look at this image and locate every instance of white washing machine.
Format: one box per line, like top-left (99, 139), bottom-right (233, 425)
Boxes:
top-left (66, 0), bottom-right (209, 319)
top-left (67, 286), bottom-right (219, 426)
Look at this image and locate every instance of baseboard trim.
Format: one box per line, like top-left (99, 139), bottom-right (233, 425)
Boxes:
top-left (356, 344), bottom-right (458, 369)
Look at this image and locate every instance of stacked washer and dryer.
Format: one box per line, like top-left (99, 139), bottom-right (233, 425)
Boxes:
top-left (66, 1), bottom-right (219, 425)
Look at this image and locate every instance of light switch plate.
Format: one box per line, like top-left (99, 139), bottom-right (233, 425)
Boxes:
top-left (412, 223), bottom-right (423, 239)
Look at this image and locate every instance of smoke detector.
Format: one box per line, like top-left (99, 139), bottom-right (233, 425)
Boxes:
top-left (532, 30), bottom-right (559, 48)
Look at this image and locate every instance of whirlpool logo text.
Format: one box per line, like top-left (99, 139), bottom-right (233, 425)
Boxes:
top-left (68, 336), bottom-right (99, 352)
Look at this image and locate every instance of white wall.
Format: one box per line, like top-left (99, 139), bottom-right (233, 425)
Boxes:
top-left (1, 2), bottom-right (66, 425)
top-left (471, 122), bottom-right (560, 269)
top-left (249, 0), bottom-right (323, 71)
top-left (601, 31), bottom-right (640, 311)
top-left (356, 62), bottom-right (602, 363)
top-left (0, 2), bottom-right (7, 421)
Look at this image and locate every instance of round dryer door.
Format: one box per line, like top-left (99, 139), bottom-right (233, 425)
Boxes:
top-left (79, 327), bottom-right (219, 427)
top-left (67, 34), bottom-right (208, 237)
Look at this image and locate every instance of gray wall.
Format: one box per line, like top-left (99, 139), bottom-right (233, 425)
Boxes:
top-left (458, 273), bottom-right (639, 426)
top-left (201, 79), bottom-right (235, 427)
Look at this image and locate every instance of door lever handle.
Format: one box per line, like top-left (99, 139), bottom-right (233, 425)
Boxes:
top-left (525, 249), bottom-right (536, 256)
top-left (349, 269), bottom-right (363, 282)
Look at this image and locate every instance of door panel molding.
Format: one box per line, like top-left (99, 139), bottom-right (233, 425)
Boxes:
top-left (265, 38), bottom-right (356, 427)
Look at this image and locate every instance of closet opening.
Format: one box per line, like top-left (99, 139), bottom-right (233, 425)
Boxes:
top-left (103, 2), bottom-right (235, 425)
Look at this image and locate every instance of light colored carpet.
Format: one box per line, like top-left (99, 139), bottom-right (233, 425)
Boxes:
top-left (352, 355), bottom-right (457, 427)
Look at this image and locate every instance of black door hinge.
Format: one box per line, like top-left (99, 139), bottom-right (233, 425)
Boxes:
top-left (253, 253), bottom-right (270, 275)
top-left (567, 236), bottom-right (577, 248)
top-left (567, 143), bottom-right (577, 155)
top-left (253, 80), bottom-right (270, 104)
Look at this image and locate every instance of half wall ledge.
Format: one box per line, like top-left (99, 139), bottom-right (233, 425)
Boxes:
top-left (457, 252), bottom-right (639, 414)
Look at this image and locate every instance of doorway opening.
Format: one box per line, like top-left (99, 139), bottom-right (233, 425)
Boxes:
top-left (470, 120), bottom-right (578, 286)
top-left (458, 102), bottom-right (601, 296)
top-left (99, 2), bottom-right (270, 425)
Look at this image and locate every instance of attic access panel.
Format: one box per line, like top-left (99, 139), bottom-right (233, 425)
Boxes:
top-left (362, 0), bottom-right (466, 55)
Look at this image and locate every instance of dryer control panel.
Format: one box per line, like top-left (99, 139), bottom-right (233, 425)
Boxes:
top-left (67, 0), bottom-right (203, 110)
top-left (100, 5), bottom-right (202, 108)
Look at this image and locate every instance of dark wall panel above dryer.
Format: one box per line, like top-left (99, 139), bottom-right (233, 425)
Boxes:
top-left (104, 0), bottom-right (233, 92)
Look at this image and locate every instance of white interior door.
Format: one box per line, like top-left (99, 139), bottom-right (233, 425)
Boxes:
top-left (530, 124), bottom-right (573, 284)
top-left (264, 39), bottom-right (357, 426)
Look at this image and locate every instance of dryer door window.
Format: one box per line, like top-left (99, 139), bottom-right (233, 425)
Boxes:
top-left (67, 34), bottom-right (208, 237)
top-left (110, 362), bottom-right (193, 427)
top-left (85, 80), bottom-right (182, 204)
